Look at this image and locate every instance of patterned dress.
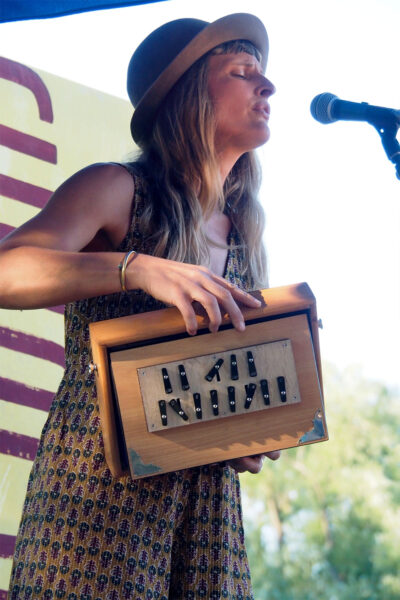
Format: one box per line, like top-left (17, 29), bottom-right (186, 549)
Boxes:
top-left (9, 166), bottom-right (254, 600)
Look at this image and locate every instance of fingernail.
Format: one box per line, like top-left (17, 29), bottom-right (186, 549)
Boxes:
top-left (238, 321), bottom-right (245, 331)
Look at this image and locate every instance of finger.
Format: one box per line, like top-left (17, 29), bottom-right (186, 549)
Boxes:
top-left (230, 287), bottom-right (262, 308)
top-left (211, 288), bottom-right (245, 332)
top-left (264, 450), bottom-right (281, 461)
top-left (210, 277), bottom-right (262, 308)
top-left (193, 280), bottom-right (245, 332)
top-left (173, 266), bottom-right (256, 332)
top-left (195, 273), bottom-right (262, 332)
top-left (173, 293), bottom-right (200, 336)
top-left (190, 288), bottom-right (223, 333)
top-left (228, 455), bottom-right (265, 474)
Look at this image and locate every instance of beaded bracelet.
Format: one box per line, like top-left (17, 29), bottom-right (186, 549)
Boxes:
top-left (118, 250), bottom-right (138, 292)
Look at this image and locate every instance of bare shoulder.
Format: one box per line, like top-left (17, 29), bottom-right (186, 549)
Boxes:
top-left (55, 162), bottom-right (136, 248)
top-left (66, 162), bottom-right (134, 190)
top-left (0, 163), bottom-right (136, 253)
top-left (61, 162), bottom-right (134, 229)
top-left (54, 162), bottom-right (135, 214)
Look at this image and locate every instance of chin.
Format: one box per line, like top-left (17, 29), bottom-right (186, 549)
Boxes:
top-left (256, 126), bottom-right (271, 147)
top-left (244, 127), bottom-right (271, 152)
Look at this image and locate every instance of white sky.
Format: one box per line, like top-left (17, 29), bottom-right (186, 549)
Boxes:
top-left (1, 0), bottom-right (399, 389)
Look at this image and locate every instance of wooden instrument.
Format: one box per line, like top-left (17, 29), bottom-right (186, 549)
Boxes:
top-left (89, 283), bottom-right (328, 479)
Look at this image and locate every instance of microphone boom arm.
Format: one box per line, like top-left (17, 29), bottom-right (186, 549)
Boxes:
top-left (310, 92), bottom-right (400, 181)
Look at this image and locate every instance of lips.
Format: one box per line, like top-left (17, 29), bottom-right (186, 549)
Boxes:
top-left (252, 103), bottom-right (270, 118)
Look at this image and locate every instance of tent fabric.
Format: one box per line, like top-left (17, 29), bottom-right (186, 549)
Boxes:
top-left (0, 0), bottom-right (168, 23)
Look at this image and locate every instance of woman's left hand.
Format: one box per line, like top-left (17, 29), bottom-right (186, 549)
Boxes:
top-left (226, 451), bottom-right (281, 474)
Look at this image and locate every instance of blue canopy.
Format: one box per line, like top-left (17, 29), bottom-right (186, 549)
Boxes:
top-left (0, 0), bottom-right (168, 23)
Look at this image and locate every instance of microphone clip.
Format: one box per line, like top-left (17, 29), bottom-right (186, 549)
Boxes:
top-left (374, 120), bottom-right (400, 181)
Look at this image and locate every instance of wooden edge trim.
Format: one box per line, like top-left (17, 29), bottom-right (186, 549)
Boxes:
top-left (88, 282), bottom-right (322, 474)
top-left (88, 282), bottom-right (315, 348)
top-left (91, 342), bottom-right (123, 476)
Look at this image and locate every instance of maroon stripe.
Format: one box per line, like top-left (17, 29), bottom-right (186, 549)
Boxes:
top-left (0, 56), bottom-right (53, 123)
top-left (0, 125), bottom-right (57, 164)
top-left (0, 326), bottom-right (64, 367)
top-left (0, 173), bottom-right (52, 208)
top-left (0, 589), bottom-right (9, 600)
top-left (0, 222), bottom-right (14, 240)
top-left (0, 429), bottom-right (39, 460)
top-left (0, 377), bottom-right (54, 411)
top-left (0, 533), bottom-right (16, 559)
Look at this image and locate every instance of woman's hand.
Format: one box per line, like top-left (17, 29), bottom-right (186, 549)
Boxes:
top-left (226, 451), bottom-right (281, 474)
top-left (127, 253), bottom-right (261, 335)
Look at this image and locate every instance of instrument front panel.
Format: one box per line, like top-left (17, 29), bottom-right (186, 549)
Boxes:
top-left (138, 339), bottom-right (301, 432)
top-left (109, 313), bottom-right (326, 478)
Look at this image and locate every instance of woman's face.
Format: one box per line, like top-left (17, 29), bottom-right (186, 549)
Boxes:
top-left (207, 51), bottom-right (275, 157)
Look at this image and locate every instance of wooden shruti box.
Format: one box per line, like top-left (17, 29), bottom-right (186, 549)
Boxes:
top-left (89, 283), bottom-right (328, 479)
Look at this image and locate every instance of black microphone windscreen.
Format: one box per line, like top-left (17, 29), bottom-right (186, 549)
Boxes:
top-left (310, 93), bottom-right (338, 123)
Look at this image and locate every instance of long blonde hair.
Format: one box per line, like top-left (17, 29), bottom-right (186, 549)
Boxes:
top-left (130, 40), bottom-right (268, 289)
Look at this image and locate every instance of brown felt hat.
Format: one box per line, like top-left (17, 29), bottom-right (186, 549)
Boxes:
top-left (127, 13), bottom-right (269, 145)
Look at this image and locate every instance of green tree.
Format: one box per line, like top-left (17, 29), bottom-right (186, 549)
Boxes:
top-left (241, 364), bottom-right (400, 600)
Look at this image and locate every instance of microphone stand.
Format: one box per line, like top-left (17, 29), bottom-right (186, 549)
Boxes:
top-left (373, 118), bottom-right (400, 181)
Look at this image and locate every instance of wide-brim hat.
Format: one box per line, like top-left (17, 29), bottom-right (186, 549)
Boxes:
top-left (127, 13), bottom-right (269, 145)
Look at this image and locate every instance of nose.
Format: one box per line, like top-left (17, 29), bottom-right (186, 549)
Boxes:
top-left (256, 75), bottom-right (275, 98)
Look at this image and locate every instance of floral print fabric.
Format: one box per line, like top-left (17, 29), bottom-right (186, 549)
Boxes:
top-left (9, 166), bottom-right (254, 600)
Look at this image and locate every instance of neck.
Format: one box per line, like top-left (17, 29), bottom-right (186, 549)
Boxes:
top-left (217, 149), bottom-right (243, 183)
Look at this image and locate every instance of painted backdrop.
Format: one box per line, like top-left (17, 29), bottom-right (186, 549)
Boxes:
top-left (0, 57), bottom-right (133, 596)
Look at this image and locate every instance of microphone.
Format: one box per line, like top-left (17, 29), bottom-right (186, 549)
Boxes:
top-left (310, 93), bottom-right (400, 127)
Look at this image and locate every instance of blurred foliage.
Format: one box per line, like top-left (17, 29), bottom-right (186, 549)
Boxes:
top-left (241, 364), bottom-right (400, 600)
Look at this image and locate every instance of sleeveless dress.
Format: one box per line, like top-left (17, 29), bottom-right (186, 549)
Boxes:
top-left (9, 167), bottom-right (254, 600)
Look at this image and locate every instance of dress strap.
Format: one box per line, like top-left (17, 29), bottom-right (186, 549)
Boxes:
top-left (111, 162), bottom-right (147, 254)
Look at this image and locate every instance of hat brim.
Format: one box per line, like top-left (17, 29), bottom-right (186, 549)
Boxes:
top-left (130, 13), bottom-right (269, 145)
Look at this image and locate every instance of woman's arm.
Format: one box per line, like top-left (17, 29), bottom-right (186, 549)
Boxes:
top-left (0, 163), bottom-right (134, 308)
top-left (0, 163), bottom-right (260, 333)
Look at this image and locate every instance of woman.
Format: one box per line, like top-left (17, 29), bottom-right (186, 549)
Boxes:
top-left (3, 13), bottom-right (277, 599)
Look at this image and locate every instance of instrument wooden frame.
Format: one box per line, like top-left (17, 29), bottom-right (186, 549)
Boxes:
top-left (89, 283), bottom-right (328, 478)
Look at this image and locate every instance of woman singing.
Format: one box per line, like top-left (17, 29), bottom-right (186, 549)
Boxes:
top-left (2, 13), bottom-right (277, 599)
